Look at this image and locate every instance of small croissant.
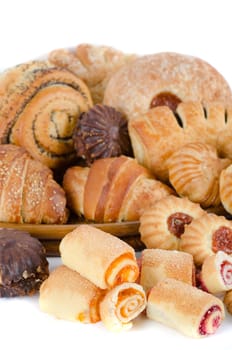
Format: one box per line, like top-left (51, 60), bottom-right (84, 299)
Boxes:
top-left (0, 144), bottom-right (68, 224)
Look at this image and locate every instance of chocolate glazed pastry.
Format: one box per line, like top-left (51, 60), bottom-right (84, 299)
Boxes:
top-left (0, 60), bottom-right (93, 168)
top-left (72, 104), bottom-right (133, 165)
top-left (0, 229), bottom-right (49, 297)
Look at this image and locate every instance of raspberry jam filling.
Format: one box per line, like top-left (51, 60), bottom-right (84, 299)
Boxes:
top-left (198, 305), bottom-right (222, 335)
top-left (167, 212), bottom-right (193, 238)
top-left (220, 260), bottom-right (232, 286)
top-left (212, 226), bottom-right (232, 254)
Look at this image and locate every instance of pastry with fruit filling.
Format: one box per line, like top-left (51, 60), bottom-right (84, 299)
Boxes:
top-left (180, 213), bottom-right (232, 265)
top-left (200, 251), bottom-right (232, 294)
top-left (139, 195), bottom-right (205, 250)
top-left (146, 278), bottom-right (225, 338)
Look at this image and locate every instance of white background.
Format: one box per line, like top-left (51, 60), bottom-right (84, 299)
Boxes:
top-left (0, 1), bottom-right (232, 349)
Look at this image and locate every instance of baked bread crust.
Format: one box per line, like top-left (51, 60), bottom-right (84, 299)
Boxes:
top-left (49, 43), bottom-right (137, 104)
top-left (63, 156), bottom-right (173, 222)
top-left (139, 195), bottom-right (205, 250)
top-left (0, 144), bottom-right (68, 224)
top-left (104, 52), bottom-right (232, 119)
top-left (129, 102), bottom-right (232, 182)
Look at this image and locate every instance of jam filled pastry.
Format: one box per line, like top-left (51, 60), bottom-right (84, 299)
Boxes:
top-left (139, 195), bottom-right (205, 250)
top-left (180, 213), bottom-right (232, 266)
top-left (168, 143), bottom-right (231, 208)
top-left (0, 229), bottom-right (49, 297)
top-left (104, 52), bottom-right (232, 120)
top-left (59, 225), bottom-right (139, 289)
top-left (200, 251), bottom-right (232, 294)
top-left (39, 265), bottom-right (105, 323)
top-left (140, 249), bottom-right (195, 293)
top-left (63, 155), bottom-right (173, 222)
top-left (0, 60), bottom-right (92, 168)
top-left (128, 102), bottom-right (232, 182)
top-left (0, 144), bottom-right (68, 224)
top-left (100, 282), bottom-right (146, 331)
top-left (146, 278), bottom-right (225, 338)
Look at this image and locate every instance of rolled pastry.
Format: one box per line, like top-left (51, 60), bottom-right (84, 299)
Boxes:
top-left (146, 278), bottom-right (225, 338)
top-left (39, 265), bottom-right (105, 323)
top-left (100, 282), bottom-right (146, 331)
top-left (140, 249), bottom-right (195, 293)
top-left (59, 225), bottom-right (139, 289)
top-left (201, 251), bottom-right (232, 294)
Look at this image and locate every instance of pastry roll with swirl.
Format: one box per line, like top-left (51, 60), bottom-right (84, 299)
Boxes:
top-left (63, 155), bottom-right (173, 222)
top-left (168, 142), bottom-right (231, 208)
top-left (139, 195), bottom-right (205, 250)
top-left (39, 265), bottom-right (105, 323)
top-left (180, 213), bottom-right (232, 266)
top-left (200, 251), bottom-right (232, 294)
top-left (100, 282), bottom-right (146, 331)
top-left (0, 144), bottom-right (68, 224)
top-left (140, 249), bottom-right (195, 293)
top-left (146, 278), bottom-right (225, 338)
top-left (0, 60), bottom-right (92, 168)
top-left (59, 225), bottom-right (139, 289)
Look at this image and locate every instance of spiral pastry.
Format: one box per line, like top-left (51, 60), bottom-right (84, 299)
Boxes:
top-left (139, 195), bottom-right (205, 250)
top-left (100, 282), bottom-right (146, 331)
top-left (0, 60), bottom-right (92, 168)
top-left (147, 278), bottom-right (225, 338)
top-left (168, 142), bottom-right (231, 208)
top-left (201, 251), bottom-right (232, 294)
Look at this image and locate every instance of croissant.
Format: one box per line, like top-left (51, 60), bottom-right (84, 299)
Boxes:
top-left (0, 60), bottom-right (92, 168)
top-left (129, 102), bottom-right (232, 182)
top-left (0, 144), bottom-right (68, 224)
top-left (62, 155), bottom-right (174, 222)
top-left (49, 43), bottom-right (137, 104)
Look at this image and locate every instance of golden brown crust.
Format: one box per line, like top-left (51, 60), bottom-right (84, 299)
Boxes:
top-left (180, 213), bottom-right (232, 265)
top-left (39, 265), bottom-right (104, 323)
top-left (168, 142), bottom-right (231, 208)
top-left (48, 44), bottom-right (137, 104)
top-left (139, 195), bottom-right (205, 250)
top-left (59, 224), bottom-right (139, 289)
top-left (129, 102), bottom-right (232, 182)
top-left (219, 164), bottom-right (232, 215)
top-left (63, 156), bottom-right (173, 222)
top-left (104, 52), bottom-right (232, 120)
top-left (146, 278), bottom-right (225, 338)
top-left (0, 144), bottom-right (68, 224)
top-left (0, 60), bottom-right (92, 169)
top-left (224, 290), bottom-right (232, 315)
top-left (140, 249), bottom-right (194, 293)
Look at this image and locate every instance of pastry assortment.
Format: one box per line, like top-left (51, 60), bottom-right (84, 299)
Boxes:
top-left (1, 43), bottom-right (232, 337)
top-left (40, 226), bottom-right (147, 331)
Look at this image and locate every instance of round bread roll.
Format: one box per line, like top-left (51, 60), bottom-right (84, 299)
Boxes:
top-left (104, 52), bottom-right (232, 119)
